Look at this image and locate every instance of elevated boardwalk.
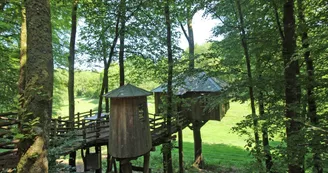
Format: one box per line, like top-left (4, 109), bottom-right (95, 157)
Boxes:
top-left (0, 110), bottom-right (190, 169)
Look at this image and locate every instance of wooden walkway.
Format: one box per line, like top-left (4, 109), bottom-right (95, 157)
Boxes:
top-left (0, 110), bottom-right (190, 169)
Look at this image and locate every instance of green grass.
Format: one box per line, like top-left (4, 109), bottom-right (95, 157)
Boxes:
top-left (129, 101), bottom-right (253, 172)
top-left (53, 97), bottom-right (99, 118)
top-left (54, 97), bottom-right (254, 172)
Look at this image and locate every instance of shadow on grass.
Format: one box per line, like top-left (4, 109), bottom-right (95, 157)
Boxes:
top-left (131, 142), bottom-right (253, 173)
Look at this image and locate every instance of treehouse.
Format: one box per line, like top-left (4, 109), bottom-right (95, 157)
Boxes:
top-left (104, 84), bottom-right (152, 158)
top-left (152, 72), bottom-right (229, 121)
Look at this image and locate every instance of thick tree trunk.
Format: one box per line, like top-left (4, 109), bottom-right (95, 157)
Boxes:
top-left (17, 2), bottom-right (27, 158)
top-left (68, 0), bottom-right (78, 169)
top-left (235, 0), bottom-right (261, 165)
top-left (164, 0), bottom-right (173, 172)
top-left (119, 0), bottom-right (126, 87)
top-left (18, 4), bottom-right (26, 108)
top-left (17, 0), bottom-right (53, 172)
top-left (297, 0), bottom-right (322, 172)
top-left (282, 1), bottom-right (305, 173)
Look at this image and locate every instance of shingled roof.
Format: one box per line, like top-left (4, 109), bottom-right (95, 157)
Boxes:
top-left (104, 84), bottom-right (152, 98)
top-left (152, 72), bottom-right (228, 95)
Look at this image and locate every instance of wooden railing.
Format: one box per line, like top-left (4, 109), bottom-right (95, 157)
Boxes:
top-left (0, 109), bottom-right (190, 169)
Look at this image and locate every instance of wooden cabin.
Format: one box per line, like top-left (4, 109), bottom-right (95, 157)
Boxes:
top-left (104, 84), bottom-right (152, 158)
top-left (152, 72), bottom-right (229, 121)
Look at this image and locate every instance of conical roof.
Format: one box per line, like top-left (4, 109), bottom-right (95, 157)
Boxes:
top-left (104, 84), bottom-right (151, 98)
top-left (152, 72), bottom-right (228, 95)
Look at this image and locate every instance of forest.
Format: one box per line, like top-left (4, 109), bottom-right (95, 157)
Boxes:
top-left (0, 0), bottom-right (328, 172)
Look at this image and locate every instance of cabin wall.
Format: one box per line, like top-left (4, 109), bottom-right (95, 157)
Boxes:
top-left (181, 92), bottom-right (228, 121)
top-left (108, 96), bottom-right (152, 158)
top-left (154, 92), bottom-right (229, 121)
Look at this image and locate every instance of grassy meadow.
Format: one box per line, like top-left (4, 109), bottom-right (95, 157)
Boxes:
top-left (55, 96), bottom-right (255, 172)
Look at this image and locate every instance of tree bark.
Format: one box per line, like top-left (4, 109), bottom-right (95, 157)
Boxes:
top-left (68, 0), bottom-right (78, 169)
top-left (18, 3), bottom-right (27, 108)
top-left (178, 128), bottom-right (184, 173)
top-left (17, 0), bottom-right (53, 171)
top-left (282, 1), bottom-right (305, 172)
top-left (0, 0), bottom-right (7, 11)
top-left (187, 8), bottom-right (194, 70)
top-left (17, 1), bottom-right (27, 158)
top-left (259, 92), bottom-right (273, 172)
top-left (235, 0), bottom-right (262, 165)
top-left (297, 0), bottom-right (322, 172)
top-left (164, 0), bottom-right (173, 172)
top-left (97, 15), bottom-right (120, 117)
top-left (119, 0), bottom-right (126, 87)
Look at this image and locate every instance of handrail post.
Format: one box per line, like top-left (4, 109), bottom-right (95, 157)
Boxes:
top-left (153, 114), bottom-right (156, 130)
top-left (54, 119), bottom-right (58, 137)
top-left (82, 119), bottom-right (86, 143)
top-left (77, 112), bottom-right (80, 129)
top-left (58, 116), bottom-right (62, 135)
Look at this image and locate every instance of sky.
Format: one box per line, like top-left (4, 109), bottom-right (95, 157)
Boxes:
top-left (179, 10), bottom-right (222, 49)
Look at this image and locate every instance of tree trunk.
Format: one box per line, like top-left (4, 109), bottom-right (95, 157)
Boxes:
top-left (297, 0), bottom-right (322, 172)
top-left (282, 1), bottom-right (305, 172)
top-left (164, 0), bottom-right (173, 172)
top-left (97, 15), bottom-right (120, 116)
top-left (181, 7), bottom-right (204, 168)
top-left (187, 9), bottom-right (194, 70)
top-left (0, 0), bottom-right (7, 11)
top-left (178, 128), bottom-right (184, 173)
top-left (119, 0), bottom-right (126, 87)
top-left (259, 92), bottom-right (273, 172)
top-left (68, 0), bottom-right (78, 169)
top-left (235, 0), bottom-right (262, 165)
top-left (18, 3), bottom-right (26, 108)
top-left (17, 2), bottom-right (27, 158)
top-left (17, 0), bottom-right (53, 171)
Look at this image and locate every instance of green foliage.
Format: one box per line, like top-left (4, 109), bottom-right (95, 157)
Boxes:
top-left (0, 2), bottom-right (20, 112)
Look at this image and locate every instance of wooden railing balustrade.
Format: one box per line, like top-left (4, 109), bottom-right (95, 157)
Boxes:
top-left (0, 109), bottom-right (190, 169)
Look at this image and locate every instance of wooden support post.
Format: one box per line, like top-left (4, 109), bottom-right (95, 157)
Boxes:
top-left (106, 144), bottom-right (113, 173)
top-left (113, 157), bottom-right (118, 173)
top-left (178, 128), bottom-right (184, 173)
top-left (81, 148), bottom-right (87, 172)
top-left (95, 145), bottom-right (102, 173)
top-left (143, 152), bottom-right (150, 173)
top-left (69, 151), bottom-right (76, 171)
top-left (193, 120), bottom-right (204, 169)
top-left (120, 159), bottom-right (132, 173)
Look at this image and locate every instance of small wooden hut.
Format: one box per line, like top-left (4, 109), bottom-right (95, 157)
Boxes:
top-left (152, 72), bottom-right (229, 121)
top-left (104, 84), bottom-right (152, 158)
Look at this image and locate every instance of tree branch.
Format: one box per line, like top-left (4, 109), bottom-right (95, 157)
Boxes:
top-left (271, 0), bottom-right (285, 40)
top-left (179, 22), bottom-right (190, 44)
